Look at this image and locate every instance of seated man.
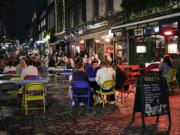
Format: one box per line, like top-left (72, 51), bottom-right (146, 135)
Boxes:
top-left (86, 59), bottom-right (99, 78)
top-left (95, 61), bottom-right (115, 101)
top-left (96, 61), bottom-right (115, 87)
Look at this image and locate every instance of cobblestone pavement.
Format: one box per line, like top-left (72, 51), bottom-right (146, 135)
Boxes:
top-left (0, 84), bottom-right (180, 135)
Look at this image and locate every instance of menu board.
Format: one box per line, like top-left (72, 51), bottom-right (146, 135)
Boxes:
top-left (143, 75), bottom-right (169, 116)
top-left (132, 74), bottom-right (171, 128)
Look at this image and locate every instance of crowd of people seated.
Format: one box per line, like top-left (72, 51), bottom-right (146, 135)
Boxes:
top-left (0, 50), bottom-right (177, 107)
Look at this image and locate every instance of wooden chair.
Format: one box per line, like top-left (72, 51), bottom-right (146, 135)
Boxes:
top-left (116, 78), bottom-right (136, 104)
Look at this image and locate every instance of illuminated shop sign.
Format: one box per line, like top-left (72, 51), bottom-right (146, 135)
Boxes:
top-left (144, 26), bottom-right (160, 35)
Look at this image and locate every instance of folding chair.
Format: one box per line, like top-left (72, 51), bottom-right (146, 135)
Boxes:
top-left (71, 81), bottom-right (91, 110)
top-left (116, 78), bottom-right (136, 104)
top-left (96, 80), bottom-right (115, 108)
top-left (0, 83), bottom-right (19, 114)
top-left (166, 68), bottom-right (179, 93)
top-left (129, 65), bottom-right (140, 78)
top-left (59, 69), bottom-right (73, 91)
top-left (10, 77), bottom-right (24, 95)
top-left (48, 68), bottom-right (57, 85)
top-left (23, 83), bottom-right (46, 115)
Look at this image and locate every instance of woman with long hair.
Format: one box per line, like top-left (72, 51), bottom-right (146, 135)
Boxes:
top-left (159, 55), bottom-right (173, 77)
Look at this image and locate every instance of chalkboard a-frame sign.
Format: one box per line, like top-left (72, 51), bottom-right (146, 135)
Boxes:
top-left (131, 74), bottom-right (171, 129)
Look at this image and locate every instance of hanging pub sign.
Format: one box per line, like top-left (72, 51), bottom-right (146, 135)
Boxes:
top-left (131, 74), bottom-right (171, 129)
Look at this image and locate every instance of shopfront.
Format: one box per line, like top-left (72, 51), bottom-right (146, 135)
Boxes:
top-left (112, 12), bottom-right (180, 66)
top-left (78, 29), bottom-right (114, 60)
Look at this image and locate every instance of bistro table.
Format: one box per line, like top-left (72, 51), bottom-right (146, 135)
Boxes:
top-left (48, 67), bottom-right (73, 74)
top-left (0, 74), bottom-right (21, 77)
top-left (0, 79), bottom-right (49, 85)
top-left (0, 79), bottom-right (49, 95)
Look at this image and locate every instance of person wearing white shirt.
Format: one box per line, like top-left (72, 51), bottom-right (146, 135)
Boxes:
top-left (96, 61), bottom-right (115, 87)
top-left (21, 61), bottom-right (38, 79)
top-left (95, 61), bottom-right (115, 101)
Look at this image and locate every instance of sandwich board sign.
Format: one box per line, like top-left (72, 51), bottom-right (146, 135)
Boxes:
top-left (131, 74), bottom-right (171, 129)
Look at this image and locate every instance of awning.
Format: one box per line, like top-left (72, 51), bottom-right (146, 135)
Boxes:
top-left (49, 42), bottom-right (59, 46)
top-left (79, 30), bottom-right (109, 40)
top-left (78, 24), bottom-right (111, 40)
top-left (112, 12), bottom-right (180, 31)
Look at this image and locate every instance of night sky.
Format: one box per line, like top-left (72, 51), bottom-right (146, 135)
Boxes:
top-left (15, 0), bottom-right (44, 42)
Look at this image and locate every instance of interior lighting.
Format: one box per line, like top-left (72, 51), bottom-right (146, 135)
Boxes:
top-left (153, 26), bottom-right (159, 33)
top-left (95, 39), bottom-right (100, 43)
top-left (80, 40), bottom-right (84, 44)
top-left (105, 38), bottom-right (110, 43)
top-left (168, 43), bottom-right (177, 53)
top-left (164, 31), bottom-right (173, 36)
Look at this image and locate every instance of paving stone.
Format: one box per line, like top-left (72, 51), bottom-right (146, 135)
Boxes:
top-left (0, 86), bottom-right (180, 134)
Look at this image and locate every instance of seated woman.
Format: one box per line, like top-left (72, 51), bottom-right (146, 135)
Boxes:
top-left (16, 59), bottom-right (27, 74)
top-left (159, 55), bottom-right (173, 77)
top-left (112, 63), bottom-right (129, 91)
top-left (21, 61), bottom-right (38, 79)
top-left (3, 60), bottom-right (16, 74)
top-left (70, 62), bottom-right (92, 106)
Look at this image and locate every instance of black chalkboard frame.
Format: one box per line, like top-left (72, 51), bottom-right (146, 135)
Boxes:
top-left (131, 74), bottom-right (171, 129)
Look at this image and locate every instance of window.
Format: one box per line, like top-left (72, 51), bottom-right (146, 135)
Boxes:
top-left (78, 3), bottom-right (83, 24)
top-left (41, 19), bottom-right (46, 28)
top-left (48, 0), bottom-right (54, 6)
top-left (48, 11), bottom-right (55, 30)
top-left (144, 26), bottom-right (160, 35)
top-left (93, 0), bottom-right (99, 17)
top-left (136, 46), bottom-right (146, 53)
top-left (105, 0), bottom-right (114, 12)
top-left (70, 10), bottom-right (74, 28)
top-left (168, 43), bottom-right (177, 54)
top-left (57, 1), bottom-right (63, 32)
top-left (38, 25), bottom-right (41, 31)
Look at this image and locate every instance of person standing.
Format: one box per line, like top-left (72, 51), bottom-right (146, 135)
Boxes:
top-left (159, 55), bottom-right (173, 77)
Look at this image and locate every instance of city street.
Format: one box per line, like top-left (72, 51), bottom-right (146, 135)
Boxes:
top-left (1, 84), bottom-right (180, 135)
top-left (0, 0), bottom-right (180, 135)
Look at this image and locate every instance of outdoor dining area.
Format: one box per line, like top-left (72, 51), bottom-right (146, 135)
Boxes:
top-left (1, 55), bottom-right (179, 113)
top-left (0, 52), bottom-right (180, 135)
